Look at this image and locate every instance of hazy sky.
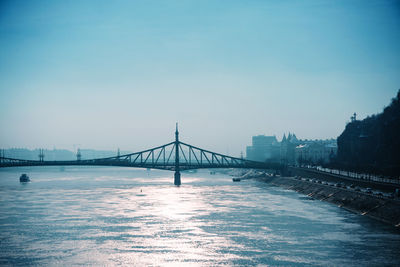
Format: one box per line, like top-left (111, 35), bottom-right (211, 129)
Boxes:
top-left (1, 0), bottom-right (399, 156)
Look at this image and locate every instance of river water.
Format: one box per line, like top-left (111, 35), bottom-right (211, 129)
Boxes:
top-left (0, 167), bottom-right (399, 266)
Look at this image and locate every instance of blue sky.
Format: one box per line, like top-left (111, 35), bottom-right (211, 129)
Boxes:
top-left (0, 0), bottom-right (399, 156)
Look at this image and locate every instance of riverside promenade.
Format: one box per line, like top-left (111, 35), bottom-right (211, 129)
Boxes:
top-left (288, 167), bottom-right (400, 194)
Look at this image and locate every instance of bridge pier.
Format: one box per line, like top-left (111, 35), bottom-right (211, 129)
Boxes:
top-left (174, 171), bottom-right (181, 186)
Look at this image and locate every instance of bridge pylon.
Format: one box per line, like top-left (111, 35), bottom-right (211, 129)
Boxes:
top-left (174, 123), bottom-right (181, 186)
top-left (77, 148), bottom-right (82, 161)
top-left (38, 149), bottom-right (45, 162)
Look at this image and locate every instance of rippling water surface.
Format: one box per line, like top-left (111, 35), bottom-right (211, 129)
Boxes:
top-left (1, 167), bottom-right (399, 266)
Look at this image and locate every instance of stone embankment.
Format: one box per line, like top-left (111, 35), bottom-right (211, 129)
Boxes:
top-left (288, 167), bottom-right (400, 193)
top-left (259, 176), bottom-right (400, 227)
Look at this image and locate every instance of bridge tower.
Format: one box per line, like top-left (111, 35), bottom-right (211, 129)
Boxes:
top-left (77, 148), bottom-right (81, 161)
top-left (38, 149), bottom-right (44, 162)
top-left (174, 123), bottom-right (181, 186)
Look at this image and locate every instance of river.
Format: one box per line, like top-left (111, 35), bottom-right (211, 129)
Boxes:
top-left (0, 167), bottom-right (399, 266)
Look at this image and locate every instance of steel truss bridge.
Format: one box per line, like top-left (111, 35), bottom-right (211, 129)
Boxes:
top-left (0, 125), bottom-right (281, 185)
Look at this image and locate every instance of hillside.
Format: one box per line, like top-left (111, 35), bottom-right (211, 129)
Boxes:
top-left (335, 90), bottom-right (400, 177)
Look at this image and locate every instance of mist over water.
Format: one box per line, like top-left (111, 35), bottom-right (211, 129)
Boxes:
top-left (0, 167), bottom-right (399, 266)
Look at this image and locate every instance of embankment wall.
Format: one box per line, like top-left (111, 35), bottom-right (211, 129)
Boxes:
top-left (261, 176), bottom-right (400, 227)
top-left (287, 167), bottom-right (399, 193)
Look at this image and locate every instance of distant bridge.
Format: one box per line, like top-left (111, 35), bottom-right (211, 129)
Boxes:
top-left (0, 125), bottom-right (280, 185)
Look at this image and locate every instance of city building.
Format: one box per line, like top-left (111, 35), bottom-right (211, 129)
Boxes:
top-left (295, 140), bottom-right (337, 166)
top-left (246, 135), bottom-right (280, 162)
top-left (280, 133), bottom-right (301, 165)
top-left (246, 133), bottom-right (337, 165)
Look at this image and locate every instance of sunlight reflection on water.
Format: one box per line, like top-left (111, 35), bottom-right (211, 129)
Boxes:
top-left (0, 167), bottom-right (399, 266)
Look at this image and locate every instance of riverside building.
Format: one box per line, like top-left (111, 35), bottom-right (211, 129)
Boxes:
top-left (246, 133), bottom-right (337, 166)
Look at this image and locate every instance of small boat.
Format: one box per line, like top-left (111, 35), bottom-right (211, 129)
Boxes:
top-left (19, 174), bottom-right (30, 183)
top-left (232, 178), bottom-right (241, 182)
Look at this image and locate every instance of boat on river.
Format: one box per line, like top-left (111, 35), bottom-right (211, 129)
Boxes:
top-left (19, 174), bottom-right (30, 183)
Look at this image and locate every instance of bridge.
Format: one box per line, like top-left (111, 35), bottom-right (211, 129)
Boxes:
top-left (0, 125), bottom-right (280, 185)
